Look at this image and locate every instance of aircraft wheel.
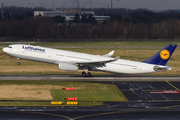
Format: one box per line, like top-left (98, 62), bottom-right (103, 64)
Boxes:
top-left (88, 72), bottom-right (92, 77)
top-left (82, 72), bottom-right (86, 77)
top-left (17, 62), bottom-right (21, 65)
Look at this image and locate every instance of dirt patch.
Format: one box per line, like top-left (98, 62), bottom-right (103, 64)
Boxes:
top-left (0, 85), bottom-right (64, 100)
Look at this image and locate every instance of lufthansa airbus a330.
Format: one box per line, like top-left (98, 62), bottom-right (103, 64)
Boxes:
top-left (3, 44), bottom-right (177, 77)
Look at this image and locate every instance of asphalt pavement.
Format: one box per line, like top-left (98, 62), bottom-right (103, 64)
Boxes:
top-left (0, 75), bottom-right (180, 119)
top-left (0, 74), bottom-right (180, 81)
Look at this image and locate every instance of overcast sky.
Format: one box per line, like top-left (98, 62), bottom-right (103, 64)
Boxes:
top-left (1, 0), bottom-right (180, 10)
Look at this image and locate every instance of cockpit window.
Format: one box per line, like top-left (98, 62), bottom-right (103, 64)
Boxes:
top-left (8, 46), bottom-right (12, 48)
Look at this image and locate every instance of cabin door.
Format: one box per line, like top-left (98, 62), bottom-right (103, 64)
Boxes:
top-left (137, 64), bottom-right (142, 70)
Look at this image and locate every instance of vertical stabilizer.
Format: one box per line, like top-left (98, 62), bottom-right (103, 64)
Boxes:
top-left (142, 44), bottom-right (177, 66)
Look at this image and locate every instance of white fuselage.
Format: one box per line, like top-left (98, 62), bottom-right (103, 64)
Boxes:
top-left (3, 44), bottom-right (160, 74)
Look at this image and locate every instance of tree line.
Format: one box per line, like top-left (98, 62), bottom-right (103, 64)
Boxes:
top-left (1, 7), bottom-right (180, 40)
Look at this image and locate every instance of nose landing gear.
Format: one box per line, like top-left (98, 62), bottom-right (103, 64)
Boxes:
top-left (17, 58), bottom-right (21, 65)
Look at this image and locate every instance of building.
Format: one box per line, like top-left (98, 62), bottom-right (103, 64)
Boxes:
top-left (82, 11), bottom-right (95, 15)
top-left (65, 15), bottom-right (110, 22)
top-left (56, 8), bottom-right (82, 15)
top-left (34, 9), bottom-right (110, 22)
top-left (34, 11), bottom-right (67, 17)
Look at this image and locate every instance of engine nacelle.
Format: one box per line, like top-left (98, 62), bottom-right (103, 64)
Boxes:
top-left (153, 65), bottom-right (171, 71)
top-left (58, 62), bottom-right (78, 71)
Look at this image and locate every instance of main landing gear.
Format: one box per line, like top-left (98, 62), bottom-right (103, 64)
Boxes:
top-left (17, 58), bottom-right (21, 65)
top-left (82, 72), bottom-right (92, 77)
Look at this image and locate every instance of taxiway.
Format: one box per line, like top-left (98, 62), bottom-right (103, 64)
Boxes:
top-left (0, 75), bottom-right (180, 81)
top-left (1, 75), bottom-right (180, 120)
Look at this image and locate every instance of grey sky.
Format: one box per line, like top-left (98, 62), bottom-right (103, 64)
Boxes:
top-left (1, 0), bottom-right (180, 10)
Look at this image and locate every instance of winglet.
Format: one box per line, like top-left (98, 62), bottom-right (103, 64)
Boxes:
top-left (102, 51), bottom-right (115, 57)
top-left (110, 56), bottom-right (119, 62)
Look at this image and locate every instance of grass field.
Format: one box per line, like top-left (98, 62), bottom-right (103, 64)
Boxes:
top-left (0, 81), bottom-right (128, 106)
top-left (0, 101), bottom-right (103, 106)
top-left (30, 42), bottom-right (180, 47)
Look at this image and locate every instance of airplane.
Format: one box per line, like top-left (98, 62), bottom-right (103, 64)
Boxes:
top-left (3, 44), bottom-right (177, 77)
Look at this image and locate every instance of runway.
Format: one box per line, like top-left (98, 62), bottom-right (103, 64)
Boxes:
top-left (1, 111), bottom-right (180, 120)
top-left (1, 75), bottom-right (180, 119)
top-left (0, 74), bottom-right (180, 81)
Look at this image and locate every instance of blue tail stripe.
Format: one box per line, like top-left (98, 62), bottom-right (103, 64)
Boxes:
top-left (142, 44), bottom-right (177, 66)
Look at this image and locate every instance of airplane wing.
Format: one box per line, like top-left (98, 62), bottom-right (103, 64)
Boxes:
top-left (75, 56), bottom-right (119, 66)
top-left (102, 51), bottom-right (114, 57)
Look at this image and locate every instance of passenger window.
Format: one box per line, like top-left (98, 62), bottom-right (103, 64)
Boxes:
top-left (8, 46), bottom-right (12, 48)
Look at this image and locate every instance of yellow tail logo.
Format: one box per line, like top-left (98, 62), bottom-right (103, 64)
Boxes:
top-left (160, 49), bottom-right (170, 60)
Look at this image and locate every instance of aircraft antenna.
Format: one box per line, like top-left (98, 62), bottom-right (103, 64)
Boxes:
top-left (77, 0), bottom-right (80, 8)
top-left (111, 0), bottom-right (112, 8)
top-left (91, 0), bottom-right (92, 9)
top-left (52, 0), bottom-right (54, 10)
top-left (1, 3), bottom-right (3, 20)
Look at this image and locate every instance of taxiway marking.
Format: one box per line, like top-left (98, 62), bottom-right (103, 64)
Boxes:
top-left (165, 80), bottom-right (180, 91)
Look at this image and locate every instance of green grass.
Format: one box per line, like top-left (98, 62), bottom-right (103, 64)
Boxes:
top-left (0, 81), bottom-right (128, 106)
top-left (51, 85), bottom-right (127, 101)
top-left (0, 102), bottom-right (103, 106)
top-left (0, 102), bottom-right (51, 106)
top-left (30, 42), bottom-right (179, 47)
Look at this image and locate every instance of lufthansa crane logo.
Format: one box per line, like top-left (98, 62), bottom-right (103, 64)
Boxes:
top-left (160, 49), bottom-right (170, 60)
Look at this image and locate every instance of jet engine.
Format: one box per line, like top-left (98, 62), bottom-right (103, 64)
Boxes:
top-left (153, 65), bottom-right (171, 71)
top-left (58, 62), bottom-right (78, 71)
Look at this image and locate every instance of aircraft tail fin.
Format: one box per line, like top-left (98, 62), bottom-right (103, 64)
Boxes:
top-left (142, 44), bottom-right (177, 66)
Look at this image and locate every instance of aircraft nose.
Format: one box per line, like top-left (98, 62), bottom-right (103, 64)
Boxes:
top-left (2, 48), bottom-right (7, 53)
